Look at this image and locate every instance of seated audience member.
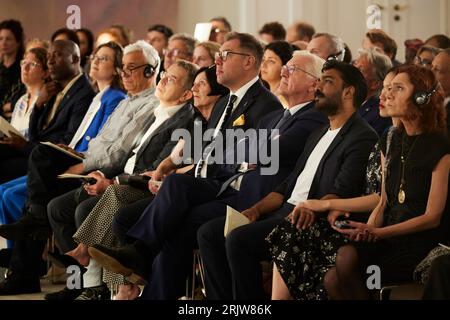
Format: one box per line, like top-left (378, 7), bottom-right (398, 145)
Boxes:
top-left (258, 22), bottom-right (286, 44)
top-left (106, 50), bottom-right (328, 300)
top-left (362, 29), bottom-right (399, 66)
top-left (197, 61), bottom-right (378, 300)
top-left (0, 42), bottom-right (126, 248)
top-left (193, 41), bottom-right (220, 68)
top-left (0, 40), bottom-right (94, 184)
top-left (209, 16), bottom-right (232, 45)
top-left (146, 24), bottom-right (173, 83)
top-left (163, 33), bottom-right (196, 72)
top-left (325, 65), bottom-right (450, 300)
top-left (0, 40), bottom-right (159, 296)
top-left (285, 21), bottom-right (315, 46)
top-left (307, 33), bottom-right (345, 62)
top-left (0, 47), bottom-right (49, 248)
top-left (50, 65), bottom-right (226, 300)
top-left (267, 68), bottom-right (399, 300)
top-left (86, 32), bottom-right (283, 298)
top-left (353, 47), bottom-right (393, 136)
top-left (414, 45), bottom-right (442, 69)
top-left (76, 28), bottom-right (94, 71)
top-left (404, 38), bottom-right (424, 64)
top-left (0, 19), bottom-right (25, 120)
top-left (51, 28), bottom-right (80, 46)
top-left (260, 41), bottom-right (294, 107)
top-left (431, 49), bottom-right (450, 133)
top-left (424, 34), bottom-right (450, 49)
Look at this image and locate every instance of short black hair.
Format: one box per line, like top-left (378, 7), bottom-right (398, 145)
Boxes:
top-left (225, 32), bottom-right (264, 67)
top-left (195, 65), bottom-right (228, 97)
top-left (264, 41), bottom-right (294, 65)
top-left (259, 22), bottom-right (286, 41)
top-left (51, 28), bottom-right (80, 46)
top-left (322, 60), bottom-right (368, 109)
top-left (148, 24), bottom-right (174, 41)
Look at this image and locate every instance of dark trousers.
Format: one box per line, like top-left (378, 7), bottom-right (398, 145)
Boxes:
top-left (112, 197), bottom-right (154, 245)
top-left (0, 144), bottom-right (27, 184)
top-left (27, 144), bottom-right (81, 209)
top-left (197, 202), bottom-right (293, 300)
top-left (143, 193), bottom-right (238, 300)
top-left (126, 173), bottom-right (221, 254)
top-left (47, 188), bottom-right (100, 253)
top-left (423, 254), bottom-right (450, 300)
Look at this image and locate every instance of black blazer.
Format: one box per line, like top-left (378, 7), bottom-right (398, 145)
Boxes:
top-left (235, 102), bottom-right (328, 209)
top-left (25, 74), bottom-right (95, 155)
top-left (209, 79), bottom-right (283, 178)
top-left (102, 103), bottom-right (195, 178)
top-left (275, 112), bottom-right (378, 201)
top-left (358, 95), bottom-right (391, 137)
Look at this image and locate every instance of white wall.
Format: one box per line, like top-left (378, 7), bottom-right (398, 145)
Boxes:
top-left (178, 0), bottom-right (449, 63)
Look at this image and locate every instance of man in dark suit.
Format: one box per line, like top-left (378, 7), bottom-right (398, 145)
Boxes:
top-left (354, 47), bottom-right (392, 136)
top-left (128, 50), bottom-right (329, 300)
top-left (88, 32), bottom-right (283, 287)
top-left (197, 60), bottom-right (378, 300)
top-left (0, 40), bottom-right (94, 183)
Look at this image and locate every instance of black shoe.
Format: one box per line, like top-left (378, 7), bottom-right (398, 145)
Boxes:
top-left (47, 252), bottom-right (87, 273)
top-left (44, 286), bottom-right (83, 300)
top-left (0, 248), bottom-right (12, 268)
top-left (0, 274), bottom-right (41, 295)
top-left (0, 214), bottom-right (50, 240)
top-left (75, 284), bottom-right (111, 300)
top-left (88, 243), bottom-right (152, 285)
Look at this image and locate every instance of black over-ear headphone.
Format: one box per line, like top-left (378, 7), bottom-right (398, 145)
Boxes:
top-left (143, 64), bottom-right (156, 78)
top-left (413, 83), bottom-right (438, 107)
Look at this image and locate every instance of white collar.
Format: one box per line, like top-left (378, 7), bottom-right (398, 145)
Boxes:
top-left (154, 103), bottom-right (184, 118)
top-left (288, 101), bottom-right (312, 115)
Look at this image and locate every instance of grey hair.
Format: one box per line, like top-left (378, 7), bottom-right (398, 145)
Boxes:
top-left (357, 47), bottom-right (393, 82)
top-left (169, 33), bottom-right (197, 56)
top-left (313, 33), bottom-right (345, 61)
top-left (292, 50), bottom-right (325, 79)
top-left (124, 40), bottom-right (160, 70)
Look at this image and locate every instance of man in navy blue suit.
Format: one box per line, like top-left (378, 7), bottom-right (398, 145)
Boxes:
top-left (353, 47), bottom-right (392, 136)
top-left (197, 60), bottom-right (378, 300)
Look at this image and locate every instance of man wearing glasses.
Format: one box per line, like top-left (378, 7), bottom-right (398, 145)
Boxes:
top-left (88, 32), bottom-right (283, 298)
top-left (209, 16), bottom-right (232, 45)
top-left (307, 33), bottom-right (346, 62)
top-left (163, 33), bottom-right (196, 76)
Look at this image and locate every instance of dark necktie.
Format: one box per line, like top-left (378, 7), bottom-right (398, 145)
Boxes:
top-left (195, 94), bottom-right (238, 178)
top-left (273, 109), bottom-right (292, 132)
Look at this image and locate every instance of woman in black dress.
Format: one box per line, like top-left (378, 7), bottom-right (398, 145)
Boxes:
top-left (325, 64), bottom-right (450, 299)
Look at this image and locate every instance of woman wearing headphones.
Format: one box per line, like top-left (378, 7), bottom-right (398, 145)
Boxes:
top-left (325, 64), bottom-right (450, 299)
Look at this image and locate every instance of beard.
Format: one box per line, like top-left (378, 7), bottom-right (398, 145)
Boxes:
top-left (315, 90), bottom-right (340, 116)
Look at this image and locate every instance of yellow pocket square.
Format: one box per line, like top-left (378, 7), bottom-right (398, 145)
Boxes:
top-left (233, 115), bottom-right (245, 126)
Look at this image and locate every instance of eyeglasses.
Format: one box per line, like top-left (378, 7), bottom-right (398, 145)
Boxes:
top-left (20, 60), bottom-right (41, 69)
top-left (120, 64), bottom-right (149, 77)
top-left (215, 51), bottom-right (251, 61)
top-left (414, 56), bottom-right (433, 67)
top-left (326, 50), bottom-right (345, 61)
top-left (163, 48), bottom-right (190, 58)
top-left (281, 65), bottom-right (318, 79)
top-left (159, 71), bottom-right (177, 84)
top-left (89, 55), bottom-right (110, 63)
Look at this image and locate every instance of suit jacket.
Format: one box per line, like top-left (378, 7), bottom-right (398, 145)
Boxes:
top-left (275, 112), bottom-right (378, 202)
top-left (101, 103), bottom-right (195, 178)
top-left (25, 74), bottom-right (95, 155)
top-left (208, 79), bottom-right (283, 178)
top-left (358, 95), bottom-right (391, 137)
top-left (235, 102), bottom-right (328, 209)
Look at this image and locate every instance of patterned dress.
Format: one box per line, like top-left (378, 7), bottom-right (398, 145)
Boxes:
top-left (266, 142), bottom-right (382, 300)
